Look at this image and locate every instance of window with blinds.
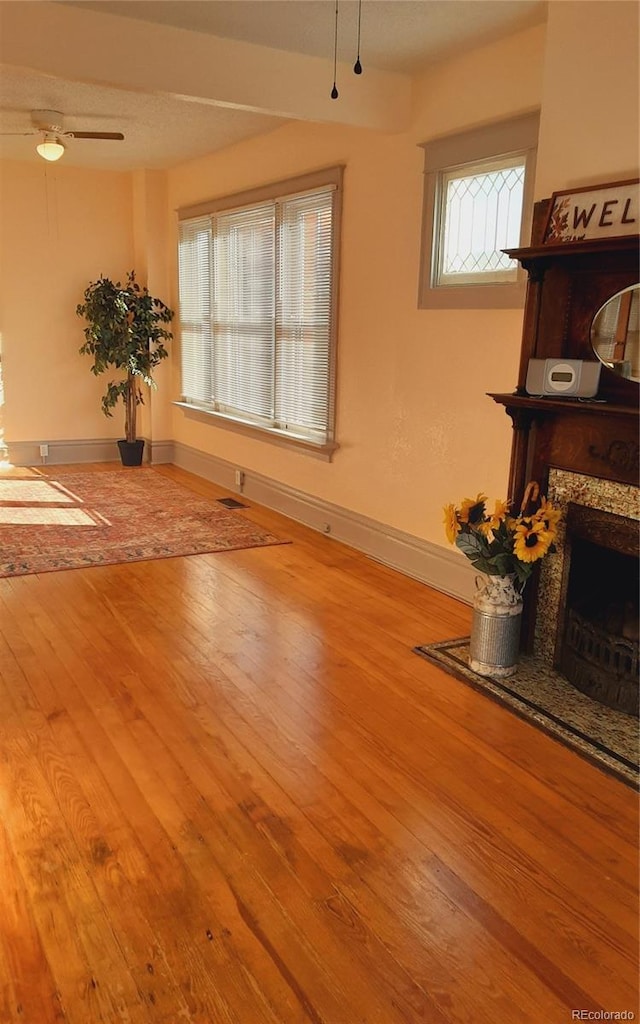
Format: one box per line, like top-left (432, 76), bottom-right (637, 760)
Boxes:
top-left (177, 168), bottom-right (342, 450)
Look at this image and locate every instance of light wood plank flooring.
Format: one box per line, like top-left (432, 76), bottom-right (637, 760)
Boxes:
top-left (0, 463), bottom-right (637, 1024)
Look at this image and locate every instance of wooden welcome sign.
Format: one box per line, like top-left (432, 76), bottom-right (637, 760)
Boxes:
top-left (544, 178), bottom-right (639, 244)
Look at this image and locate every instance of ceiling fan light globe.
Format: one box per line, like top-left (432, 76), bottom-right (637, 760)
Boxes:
top-left (36, 138), bottom-right (65, 162)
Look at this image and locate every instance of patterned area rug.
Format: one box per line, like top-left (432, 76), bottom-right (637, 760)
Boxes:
top-left (414, 638), bottom-right (638, 789)
top-left (0, 469), bottom-right (287, 577)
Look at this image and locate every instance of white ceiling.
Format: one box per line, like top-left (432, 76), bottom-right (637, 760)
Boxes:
top-left (0, 65), bottom-right (284, 170)
top-left (62, 0), bottom-right (546, 75)
top-left (0, 0), bottom-right (547, 171)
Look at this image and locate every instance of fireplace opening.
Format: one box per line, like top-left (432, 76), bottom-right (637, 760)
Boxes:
top-left (556, 503), bottom-right (639, 717)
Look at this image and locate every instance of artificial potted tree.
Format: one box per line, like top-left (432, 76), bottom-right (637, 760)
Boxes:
top-left (77, 271), bottom-right (174, 465)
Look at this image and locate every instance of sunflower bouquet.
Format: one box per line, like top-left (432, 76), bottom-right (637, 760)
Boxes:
top-left (443, 481), bottom-right (560, 592)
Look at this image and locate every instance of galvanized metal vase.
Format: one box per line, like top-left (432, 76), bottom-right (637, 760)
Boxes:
top-left (469, 574), bottom-right (523, 678)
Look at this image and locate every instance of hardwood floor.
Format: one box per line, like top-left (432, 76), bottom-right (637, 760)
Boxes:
top-left (0, 463), bottom-right (637, 1024)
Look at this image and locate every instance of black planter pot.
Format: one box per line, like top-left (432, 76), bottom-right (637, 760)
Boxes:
top-left (117, 439), bottom-right (145, 466)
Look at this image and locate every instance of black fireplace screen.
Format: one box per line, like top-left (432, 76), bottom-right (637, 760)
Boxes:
top-left (559, 513), bottom-right (639, 716)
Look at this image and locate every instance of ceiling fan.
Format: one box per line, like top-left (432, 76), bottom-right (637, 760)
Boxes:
top-left (1, 109), bottom-right (125, 161)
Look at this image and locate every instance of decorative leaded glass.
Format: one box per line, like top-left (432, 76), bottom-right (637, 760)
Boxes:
top-left (439, 157), bottom-right (525, 282)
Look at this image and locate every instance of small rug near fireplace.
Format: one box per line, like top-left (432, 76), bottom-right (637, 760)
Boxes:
top-left (0, 469), bottom-right (287, 578)
top-left (414, 638), bottom-right (638, 789)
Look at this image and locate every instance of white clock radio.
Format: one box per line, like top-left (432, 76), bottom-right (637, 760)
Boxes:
top-left (525, 358), bottom-right (601, 398)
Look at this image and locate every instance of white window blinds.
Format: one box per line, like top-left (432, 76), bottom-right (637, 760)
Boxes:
top-left (178, 174), bottom-right (340, 447)
top-left (276, 190), bottom-right (334, 436)
top-left (213, 203), bottom-right (275, 422)
top-left (178, 216), bottom-right (213, 406)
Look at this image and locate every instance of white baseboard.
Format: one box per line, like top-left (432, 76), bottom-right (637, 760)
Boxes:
top-left (6, 437), bottom-right (175, 467)
top-left (7, 437), bottom-right (125, 466)
top-left (149, 440), bottom-right (175, 464)
top-left (173, 441), bottom-right (473, 604)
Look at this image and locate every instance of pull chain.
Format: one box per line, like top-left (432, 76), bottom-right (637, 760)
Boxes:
top-left (353, 0), bottom-right (363, 74)
top-left (330, 0), bottom-right (339, 98)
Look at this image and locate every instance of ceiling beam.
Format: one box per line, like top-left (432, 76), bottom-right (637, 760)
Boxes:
top-left (1, 1), bottom-right (412, 132)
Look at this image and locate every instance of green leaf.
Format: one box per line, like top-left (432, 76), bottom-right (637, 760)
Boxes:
top-left (77, 271), bottom-right (174, 435)
top-left (489, 553), bottom-right (514, 576)
top-left (456, 532), bottom-right (490, 561)
top-left (512, 561), bottom-right (531, 587)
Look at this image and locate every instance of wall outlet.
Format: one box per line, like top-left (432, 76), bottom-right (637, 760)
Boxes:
top-left (39, 443), bottom-right (49, 457)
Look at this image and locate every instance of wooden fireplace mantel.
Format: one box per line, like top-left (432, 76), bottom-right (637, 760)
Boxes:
top-left (494, 196), bottom-right (639, 501)
top-left (489, 393), bottom-right (637, 417)
top-left (489, 392), bottom-right (639, 497)
top-left (492, 196), bottom-right (640, 650)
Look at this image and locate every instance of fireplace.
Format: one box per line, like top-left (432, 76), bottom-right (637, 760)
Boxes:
top-left (489, 193), bottom-right (639, 704)
top-left (556, 502), bottom-right (639, 715)
top-left (534, 469), bottom-right (639, 688)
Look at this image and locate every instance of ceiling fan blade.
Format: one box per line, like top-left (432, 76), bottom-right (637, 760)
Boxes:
top-left (66, 131), bottom-right (125, 141)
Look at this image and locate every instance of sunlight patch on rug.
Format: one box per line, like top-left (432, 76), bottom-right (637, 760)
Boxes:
top-left (0, 478), bottom-right (76, 504)
top-left (0, 468), bottom-right (287, 578)
top-left (0, 506), bottom-right (101, 526)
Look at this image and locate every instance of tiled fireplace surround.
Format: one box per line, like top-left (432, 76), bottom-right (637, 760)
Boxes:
top-left (534, 469), bottom-right (639, 672)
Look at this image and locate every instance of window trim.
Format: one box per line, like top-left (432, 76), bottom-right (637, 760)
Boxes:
top-left (177, 165), bottom-right (344, 221)
top-left (418, 111), bottom-right (539, 310)
top-left (176, 166), bottom-right (343, 456)
top-left (174, 401), bottom-right (339, 461)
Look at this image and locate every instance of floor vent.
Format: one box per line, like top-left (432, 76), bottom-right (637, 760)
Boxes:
top-left (217, 497), bottom-right (249, 509)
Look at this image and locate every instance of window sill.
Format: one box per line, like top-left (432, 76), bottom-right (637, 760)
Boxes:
top-left (174, 402), bottom-right (339, 462)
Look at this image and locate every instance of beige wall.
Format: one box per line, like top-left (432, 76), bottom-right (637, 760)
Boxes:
top-left (0, 2), bottom-right (638, 560)
top-left (536, 0), bottom-right (640, 197)
top-left (167, 26), bottom-right (547, 543)
top-left (0, 160), bottom-right (134, 443)
top-left (411, 24), bottom-right (545, 136)
top-left (132, 169), bottom-right (173, 443)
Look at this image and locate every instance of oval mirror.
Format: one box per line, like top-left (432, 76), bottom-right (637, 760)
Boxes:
top-left (591, 284), bottom-right (640, 382)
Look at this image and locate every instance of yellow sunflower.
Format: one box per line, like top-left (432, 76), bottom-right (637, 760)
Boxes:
top-left (478, 498), bottom-right (509, 536)
top-left (443, 503), bottom-right (460, 544)
top-left (533, 496), bottom-right (561, 536)
top-left (458, 493), bottom-right (487, 527)
top-left (513, 519), bottom-right (554, 563)
top-left (491, 498), bottom-right (509, 525)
